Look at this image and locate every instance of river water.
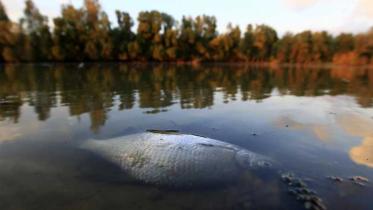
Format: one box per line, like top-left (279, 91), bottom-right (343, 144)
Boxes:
top-left (0, 64), bottom-right (372, 210)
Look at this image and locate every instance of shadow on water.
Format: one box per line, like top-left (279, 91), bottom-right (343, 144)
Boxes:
top-left (0, 64), bottom-right (373, 210)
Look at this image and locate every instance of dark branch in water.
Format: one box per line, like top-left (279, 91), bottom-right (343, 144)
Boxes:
top-left (146, 129), bottom-right (180, 134)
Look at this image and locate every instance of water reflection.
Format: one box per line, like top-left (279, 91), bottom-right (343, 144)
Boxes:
top-left (1, 64), bottom-right (373, 210)
top-left (337, 113), bottom-right (373, 168)
top-left (1, 64), bottom-right (373, 132)
top-left (274, 116), bottom-right (331, 142)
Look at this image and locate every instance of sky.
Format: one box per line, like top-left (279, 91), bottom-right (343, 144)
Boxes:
top-left (2, 0), bottom-right (373, 35)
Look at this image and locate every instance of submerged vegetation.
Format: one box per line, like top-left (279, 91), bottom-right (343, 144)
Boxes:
top-left (0, 0), bottom-right (373, 64)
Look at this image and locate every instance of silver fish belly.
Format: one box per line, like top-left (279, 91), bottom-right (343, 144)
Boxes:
top-left (81, 132), bottom-right (271, 187)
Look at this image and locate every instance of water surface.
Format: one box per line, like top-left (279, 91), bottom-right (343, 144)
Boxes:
top-left (0, 64), bottom-right (373, 210)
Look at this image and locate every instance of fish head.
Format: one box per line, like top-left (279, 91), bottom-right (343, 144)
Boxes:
top-left (235, 149), bottom-right (272, 169)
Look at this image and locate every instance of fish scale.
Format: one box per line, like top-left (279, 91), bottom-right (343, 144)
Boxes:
top-left (81, 132), bottom-right (271, 187)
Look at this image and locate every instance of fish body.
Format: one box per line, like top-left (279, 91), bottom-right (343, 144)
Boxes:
top-left (81, 132), bottom-right (271, 187)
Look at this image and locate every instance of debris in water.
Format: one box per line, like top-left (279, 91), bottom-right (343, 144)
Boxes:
top-left (349, 176), bottom-right (369, 183)
top-left (78, 62), bottom-right (85, 68)
top-left (349, 176), bottom-right (369, 186)
top-left (281, 173), bottom-right (327, 210)
top-left (326, 176), bottom-right (343, 183)
top-left (146, 129), bottom-right (180, 134)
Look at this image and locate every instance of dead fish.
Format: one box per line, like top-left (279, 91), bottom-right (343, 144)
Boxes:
top-left (80, 132), bottom-right (272, 187)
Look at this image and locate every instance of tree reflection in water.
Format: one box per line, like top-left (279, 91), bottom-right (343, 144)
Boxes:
top-left (0, 64), bottom-right (372, 132)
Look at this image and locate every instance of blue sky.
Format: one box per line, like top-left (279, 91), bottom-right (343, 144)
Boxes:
top-left (3, 0), bottom-right (373, 35)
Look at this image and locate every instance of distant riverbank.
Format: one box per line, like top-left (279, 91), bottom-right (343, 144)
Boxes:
top-left (1, 1), bottom-right (373, 65)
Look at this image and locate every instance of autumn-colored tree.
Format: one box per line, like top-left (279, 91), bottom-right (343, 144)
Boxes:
top-left (52, 0), bottom-right (112, 61)
top-left (355, 28), bottom-right (373, 64)
top-left (240, 24), bottom-right (255, 61)
top-left (276, 32), bottom-right (294, 63)
top-left (194, 15), bottom-right (217, 61)
top-left (252, 24), bottom-right (278, 61)
top-left (160, 13), bottom-right (178, 61)
top-left (136, 11), bottom-right (164, 60)
top-left (1, 0), bottom-right (373, 65)
top-left (335, 33), bottom-right (355, 53)
top-left (83, 0), bottom-right (112, 60)
top-left (311, 31), bottom-right (333, 62)
top-left (111, 11), bottom-right (135, 61)
top-left (52, 4), bottom-right (85, 61)
top-left (20, 0), bottom-right (52, 61)
top-left (178, 16), bottom-right (196, 61)
top-left (209, 24), bottom-right (242, 61)
top-left (0, 1), bottom-right (17, 62)
top-left (290, 31), bottom-right (313, 63)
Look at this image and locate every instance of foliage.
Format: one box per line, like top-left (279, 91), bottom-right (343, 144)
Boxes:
top-left (0, 0), bottom-right (373, 64)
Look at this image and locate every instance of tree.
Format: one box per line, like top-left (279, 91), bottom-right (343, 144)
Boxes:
top-left (355, 28), bottom-right (373, 64)
top-left (334, 33), bottom-right (355, 53)
top-left (290, 31), bottom-right (313, 63)
top-left (0, 1), bottom-right (17, 62)
top-left (276, 32), bottom-right (294, 63)
top-left (240, 24), bottom-right (255, 61)
top-left (52, 4), bottom-right (85, 61)
top-left (2, 0), bottom-right (373, 65)
top-left (179, 16), bottom-right (196, 61)
top-left (160, 13), bottom-right (178, 61)
top-left (311, 31), bottom-right (333, 62)
top-left (252, 24), bottom-right (278, 61)
top-left (82, 0), bottom-right (112, 60)
top-left (209, 24), bottom-right (242, 61)
top-left (20, 0), bottom-right (52, 61)
top-left (136, 11), bottom-right (164, 60)
top-left (52, 0), bottom-right (112, 61)
top-left (193, 15), bottom-right (217, 61)
top-left (111, 11), bottom-right (135, 61)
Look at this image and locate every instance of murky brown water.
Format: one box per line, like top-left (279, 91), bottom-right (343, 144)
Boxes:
top-left (0, 64), bottom-right (372, 210)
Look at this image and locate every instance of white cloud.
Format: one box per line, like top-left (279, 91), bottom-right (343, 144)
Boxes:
top-left (355, 0), bottom-right (373, 18)
top-left (283, 0), bottom-right (319, 10)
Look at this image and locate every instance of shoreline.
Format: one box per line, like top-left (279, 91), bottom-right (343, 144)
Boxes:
top-left (1, 61), bottom-right (373, 69)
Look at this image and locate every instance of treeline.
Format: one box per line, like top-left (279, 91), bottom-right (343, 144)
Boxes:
top-left (1, 0), bottom-right (373, 64)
